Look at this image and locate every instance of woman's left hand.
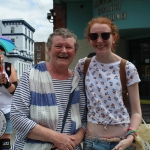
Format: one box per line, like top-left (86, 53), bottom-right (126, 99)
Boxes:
top-left (69, 128), bottom-right (85, 146)
top-left (113, 135), bottom-right (134, 150)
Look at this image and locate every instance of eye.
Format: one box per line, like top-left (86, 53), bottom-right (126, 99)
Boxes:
top-left (55, 45), bottom-right (61, 48)
top-left (66, 46), bottom-right (72, 49)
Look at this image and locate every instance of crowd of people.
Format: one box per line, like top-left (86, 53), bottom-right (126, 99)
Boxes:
top-left (0, 17), bottom-right (142, 150)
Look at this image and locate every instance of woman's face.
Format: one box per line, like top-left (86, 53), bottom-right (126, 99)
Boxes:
top-left (88, 23), bottom-right (114, 55)
top-left (48, 35), bottom-right (76, 68)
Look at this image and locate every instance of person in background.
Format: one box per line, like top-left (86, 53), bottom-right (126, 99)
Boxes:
top-left (75, 17), bottom-right (141, 150)
top-left (0, 45), bottom-right (18, 150)
top-left (10, 28), bottom-right (87, 150)
top-left (87, 52), bottom-right (96, 58)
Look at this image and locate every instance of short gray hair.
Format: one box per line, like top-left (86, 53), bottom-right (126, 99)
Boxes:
top-left (47, 28), bottom-right (79, 52)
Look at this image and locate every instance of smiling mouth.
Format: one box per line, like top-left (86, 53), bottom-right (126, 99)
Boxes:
top-left (96, 45), bottom-right (105, 49)
top-left (58, 56), bottom-right (69, 59)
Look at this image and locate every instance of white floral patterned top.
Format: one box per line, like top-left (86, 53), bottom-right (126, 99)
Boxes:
top-left (75, 56), bottom-right (141, 129)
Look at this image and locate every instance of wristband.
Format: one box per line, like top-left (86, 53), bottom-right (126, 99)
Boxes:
top-left (128, 127), bottom-right (138, 136)
top-left (128, 127), bottom-right (134, 131)
top-left (126, 130), bottom-right (137, 137)
top-left (3, 80), bottom-right (11, 89)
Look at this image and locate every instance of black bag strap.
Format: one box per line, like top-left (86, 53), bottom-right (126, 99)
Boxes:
top-left (61, 90), bottom-right (75, 133)
top-left (120, 59), bottom-right (128, 107)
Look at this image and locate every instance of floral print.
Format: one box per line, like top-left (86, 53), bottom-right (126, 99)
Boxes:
top-left (75, 56), bottom-right (140, 129)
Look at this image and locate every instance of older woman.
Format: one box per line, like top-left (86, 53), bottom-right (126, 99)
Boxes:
top-left (10, 28), bottom-right (87, 150)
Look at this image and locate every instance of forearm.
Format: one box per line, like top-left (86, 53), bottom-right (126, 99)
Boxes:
top-left (28, 124), bottom-right (77, 150)
top-left (3, 79), bottom-right (17, 93)
top-left (128, 83), bottom-right (142, 130)
top-left (27, 124), bottom-right (57, 143)
top-left (129, 113), bottom-right (142, 130)
top-left (7, 82), bottom-right (17, 93)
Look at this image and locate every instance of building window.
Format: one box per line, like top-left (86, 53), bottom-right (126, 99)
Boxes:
top-left (31, 42), bottom-right (33, 52)
top-left (31, 32), bottom-right (33, 39)
top-left (25, 28), bottom-right (27, 35)
top-left (25, 38), bottom-right (27, 49)
top-left (11, 27), bottom-right (15, 33)
top-left (19, 63), bottom-right (21, 75)
top-left (11, 38), bottom-right (15, 44)
top-left (22, 64), bottom-right (23, 74)
top-left (37, 46), bottom-right (41, 51)
top-left (24, 64), bottom-right (25, 71)
top-left (29, 41), bottom-right (30, 50)
top-left (37, 53), bottom-right (41, 59)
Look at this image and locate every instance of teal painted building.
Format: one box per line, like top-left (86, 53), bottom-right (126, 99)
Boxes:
top-left (53, 0), bottom-right (150, 105)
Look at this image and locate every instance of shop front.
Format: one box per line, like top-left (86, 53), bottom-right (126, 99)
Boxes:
top-left (129, 39), bottom-right (150, 103)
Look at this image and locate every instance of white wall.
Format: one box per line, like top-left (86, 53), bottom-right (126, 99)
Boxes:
top-left (1, 19), bottom-right (35, 79)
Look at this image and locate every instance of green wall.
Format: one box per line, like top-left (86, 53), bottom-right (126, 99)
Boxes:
top-left (67, 2), bottom-right (92, 39)
top-left (93, 0), bottom-right (150, 29)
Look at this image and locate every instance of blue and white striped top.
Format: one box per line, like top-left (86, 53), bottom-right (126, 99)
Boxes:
top-left (10, 62), bottom-right (87, 150)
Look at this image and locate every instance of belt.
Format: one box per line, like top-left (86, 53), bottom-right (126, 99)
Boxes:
top-left (85, 135), bottom-right (125, 142)
top-left (85, 135), bottom-right (142, 148)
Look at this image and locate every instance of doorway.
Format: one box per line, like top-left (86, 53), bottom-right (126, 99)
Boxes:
top-left (129, 39), bottom-right (150, 102)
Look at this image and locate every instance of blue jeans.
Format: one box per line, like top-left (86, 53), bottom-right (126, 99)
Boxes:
top-left (83, 137), bottom-right (135, 150)
top-left (4, 112), bottom-right (12, 134)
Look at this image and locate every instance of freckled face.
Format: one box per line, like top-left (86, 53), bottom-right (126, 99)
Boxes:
top-left (88, 23), bottom-right (114, 55)
top-left (48, 35), bottom-right (76, 68)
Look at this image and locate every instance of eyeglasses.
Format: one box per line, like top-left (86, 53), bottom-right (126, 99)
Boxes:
top-left (88, 32), bottom-right (112, 41)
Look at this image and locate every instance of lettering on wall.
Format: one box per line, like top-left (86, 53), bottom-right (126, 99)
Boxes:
top-left (94, 0), bottom-right (127, 21)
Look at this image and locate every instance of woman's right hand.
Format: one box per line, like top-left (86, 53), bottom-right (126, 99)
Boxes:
top-left (113, 135), bottom-right (134, 150)
top-left (52, 132), bottom-right (76, 150)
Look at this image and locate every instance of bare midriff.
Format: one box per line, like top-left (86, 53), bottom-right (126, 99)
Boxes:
top-left (86, 122), bottom-right (129, 138)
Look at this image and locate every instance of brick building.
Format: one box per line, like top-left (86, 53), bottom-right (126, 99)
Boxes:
top-left (34, 42), bottom-right (49, 64)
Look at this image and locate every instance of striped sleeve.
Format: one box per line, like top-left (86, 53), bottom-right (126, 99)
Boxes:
top-left (79, 76), bottom-right (87, 130)
top-left (10, 69), bottom-right (37, 140)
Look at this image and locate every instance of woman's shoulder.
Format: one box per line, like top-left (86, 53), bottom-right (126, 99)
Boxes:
top-left (125, 61), bottom-right (140, 85)
top-left (126, 61), bottom-right (137, 72)
top-left (75, 57), bottom-right (87, 71)
top-left (32, 61), bottom-right (47, 71)
top-left (77, 57), bottom-right (87, 65)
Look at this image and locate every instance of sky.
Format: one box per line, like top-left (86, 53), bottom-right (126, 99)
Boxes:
top-left (0, 0), bottom-right (53, 42)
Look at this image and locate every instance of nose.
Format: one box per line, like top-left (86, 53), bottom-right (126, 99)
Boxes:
top-left (61, 46), bottom-right (67, 52)
top-left (97, 34), bottom-right (103, 41)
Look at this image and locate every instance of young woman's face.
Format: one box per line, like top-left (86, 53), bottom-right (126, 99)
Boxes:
top-left (88, 23), bottom-right (114, 55)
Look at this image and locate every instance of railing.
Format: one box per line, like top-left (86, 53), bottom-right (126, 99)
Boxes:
top-left (5, 48), bottom-right (34, 61)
